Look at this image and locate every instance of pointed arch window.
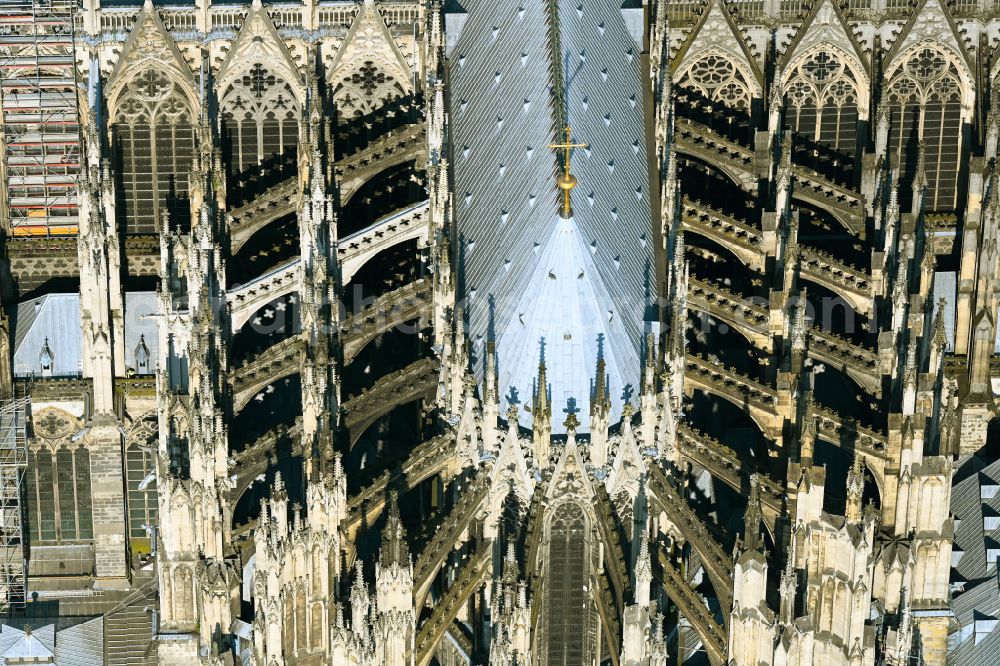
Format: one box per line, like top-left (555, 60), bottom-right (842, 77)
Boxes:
top-left (677, 51), bottom-right (754, 111)
top-left (26, 445), bottom-right (92, 543)
top-left (126, 442), bottom-right (157, 540)
top-left (220, 63), bottom-right (300, 184)
top-left (112, 69), bottom-right (195, 234)
top-left (886, 45), bottom-right (966, 212)
top-left (333, 59), bottom-right (407, 118)
top-left (545, 501), bottom-right (591, 664)
top-left (783, 48), bottom-right (862, 154)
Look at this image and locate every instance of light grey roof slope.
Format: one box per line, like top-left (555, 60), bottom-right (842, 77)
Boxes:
top-left (3, 625), bottom-right (54, 661)
top-left (495, 216), bottom-right (639, 429)
top-left (0, 625), bottom-right (25, 662)
top-left (0, 618), bottom-right (102, 665)
top-left (124, 292), bottom-right (161, 374)
top-left (449, 0), bottom-right (653, 429)
top-left (949, 453), bottom-right (1000, 663)
top-left (13, 294), bottom-right (83, 379)
top-left (13, 292), bottom-right (161, 378)
top-left (51, 617), bottom-right (103, 666)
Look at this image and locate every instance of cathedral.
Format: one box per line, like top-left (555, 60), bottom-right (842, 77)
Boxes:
top-left (0, 0), bottom-right (999, 663)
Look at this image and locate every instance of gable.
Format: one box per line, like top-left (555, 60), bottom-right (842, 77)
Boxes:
top-left (105, 1), bottom-right (197, 115)
top-left (216, 0), bottom-right (304, 102)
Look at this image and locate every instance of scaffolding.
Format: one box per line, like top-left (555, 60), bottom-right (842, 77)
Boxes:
top-left (0, 0), bottom-right (80, 236)
top-left (0, 397), bottom-right (27, 613)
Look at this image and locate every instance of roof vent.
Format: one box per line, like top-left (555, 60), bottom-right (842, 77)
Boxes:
top-left (982, 474), bottom-right (1000, 499)
top-left (597, 22), bottom-right (605, 36)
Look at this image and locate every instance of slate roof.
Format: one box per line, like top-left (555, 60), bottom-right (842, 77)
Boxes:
top-left (12, 292), bottom-right (161, 379)
top-left (0, 617), bottom-right (102, 665)
top-left (13, 295), bottom-right (83, 379)
top-left (948, 453), bottom-right (1000, 662)
top-left (448, 0), bottom-right (653, 430)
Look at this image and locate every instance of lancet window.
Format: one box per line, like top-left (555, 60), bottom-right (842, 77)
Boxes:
top-left (783, 48), bottom-right (863, 153)
top-left (112, 69), bottom-right (196, 234)
top-left (126, 442), bottom-right (157, 540)
top-left (219, 63), bottom-right (300, 179)
top-left (677, 51), bottom-right (754, 111)
top-left (27, 445), bottom-right (93, 543)
top-left (545, 501), bottom-right (590, 664)
top-left (885, 45), bottom-right (966, 211)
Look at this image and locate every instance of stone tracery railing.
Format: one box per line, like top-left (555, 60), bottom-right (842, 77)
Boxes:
top-left (656, 548), bottom-right (727, 666)
top-left (342, 356), bottom-right (438, 444)
top-left (412, 469), bottom-right (492, 609)
top-left (646, 464), bottom-right (734, 617)
top-left (414, 546), bottom-right (492, 666)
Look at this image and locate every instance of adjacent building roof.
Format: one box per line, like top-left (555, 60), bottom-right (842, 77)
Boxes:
top-left (0, 617), bottom-right (102, 665)
top-left (13, 295), bottom-right (83, 379)
top-left (949, 453), bottom-right (1000, 661)
top-left (12, 292), bottom-right (161, 379)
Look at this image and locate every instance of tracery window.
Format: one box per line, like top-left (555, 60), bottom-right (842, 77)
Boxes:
top-left (112, 69), bottom-right (195, 234)
top-left (886, 45), bottom-right (966, 212)
top-left (126, 442), bottom-right (157, 540)
top-left (783, 48), bottom-right (862, 153)
top-left (546, 502), bottom-right (589, 665)
top-left (27, 445), bottom-right (93, 542)
top-left (677, 51), bottom-right (755, 111)
top-left (219, 63), bottom-right (300, 180)
top-left (333, 60), bottom-right (407, 118)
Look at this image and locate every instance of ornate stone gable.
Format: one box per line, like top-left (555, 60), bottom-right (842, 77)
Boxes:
top-left (545, 433), bottom-right (597, 503)
top-left (215, 0), bottom-right (305, 105)
top-left (673, 0), bottom-right (763, 105)
top-left (779, 0), bottom-right (870, 80)
top-left (105, 0), bottom-right (198, 116)
top-left (328, 0), bottom-right (414, 117)
top-left (885, 0), bottom-right (973, 80)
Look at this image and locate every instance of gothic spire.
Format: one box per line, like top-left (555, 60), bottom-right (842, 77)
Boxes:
top-left (380, 491), bottom-right (409, 566)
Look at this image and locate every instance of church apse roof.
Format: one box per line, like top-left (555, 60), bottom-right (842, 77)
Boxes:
top-left (448, 0), bottom-right (653, 431)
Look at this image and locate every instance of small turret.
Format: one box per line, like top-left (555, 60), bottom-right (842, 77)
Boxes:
top-left (532, 340), bottom-right (552, 465)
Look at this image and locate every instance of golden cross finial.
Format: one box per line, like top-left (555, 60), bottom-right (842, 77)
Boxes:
top-left (548, 126), bottom-right (588, 218)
